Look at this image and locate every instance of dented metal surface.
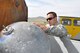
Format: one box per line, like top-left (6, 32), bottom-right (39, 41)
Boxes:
top-left (0, 22), bottom-right (50, 53)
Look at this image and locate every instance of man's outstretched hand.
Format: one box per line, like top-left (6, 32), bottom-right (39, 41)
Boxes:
top-left (33, 23), bottom-right (48, 31)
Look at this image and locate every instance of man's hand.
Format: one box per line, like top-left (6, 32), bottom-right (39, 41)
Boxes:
top-left (33, 23), bottom-right (48, 31)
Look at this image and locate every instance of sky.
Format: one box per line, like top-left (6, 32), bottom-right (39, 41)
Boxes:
top-left (25, 0), bottom-right (80, 17)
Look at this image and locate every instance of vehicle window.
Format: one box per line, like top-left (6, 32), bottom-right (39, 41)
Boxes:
top-left (62, 19), bottom-right (71, 25)
top-left (74, 20), bottom-right (80, 26)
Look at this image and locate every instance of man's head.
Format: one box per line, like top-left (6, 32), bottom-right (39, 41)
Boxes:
top-left (46, 12), bottom-right (58, 26)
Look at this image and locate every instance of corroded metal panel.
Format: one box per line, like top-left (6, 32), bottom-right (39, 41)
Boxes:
top-left (0, 0), bottom-right (28, 31)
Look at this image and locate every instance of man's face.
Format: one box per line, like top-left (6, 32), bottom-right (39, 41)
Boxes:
top-left (46, 14), bottom-right (57, 26)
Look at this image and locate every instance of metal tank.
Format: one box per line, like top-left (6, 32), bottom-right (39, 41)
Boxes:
top-left (0, 22), bottom-right (50, 53)
top-left (0, 0), bottom-right (28, 31)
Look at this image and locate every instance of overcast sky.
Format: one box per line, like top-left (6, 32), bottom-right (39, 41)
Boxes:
top-left (25, 0), bottom-right (80, 17)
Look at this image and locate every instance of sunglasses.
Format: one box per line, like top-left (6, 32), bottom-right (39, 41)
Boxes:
top-left (46, 17), bottom-right (55, 21)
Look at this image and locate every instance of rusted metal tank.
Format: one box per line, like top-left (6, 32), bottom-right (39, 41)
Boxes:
top-left (0, 0), bottom-right (28, 31)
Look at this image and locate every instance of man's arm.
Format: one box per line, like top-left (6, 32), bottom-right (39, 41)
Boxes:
top-left (50, 24), bottom-right (79, 53)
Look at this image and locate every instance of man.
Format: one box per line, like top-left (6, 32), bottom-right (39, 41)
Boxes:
top-left (34, 12), bottom-right (79, 53)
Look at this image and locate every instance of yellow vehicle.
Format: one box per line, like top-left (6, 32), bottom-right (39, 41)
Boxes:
top-left (60, 16), bottom-right (80, 39)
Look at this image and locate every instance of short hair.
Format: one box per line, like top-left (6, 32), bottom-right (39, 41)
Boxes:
top-left (47, 12), bottom-right (57, 17)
